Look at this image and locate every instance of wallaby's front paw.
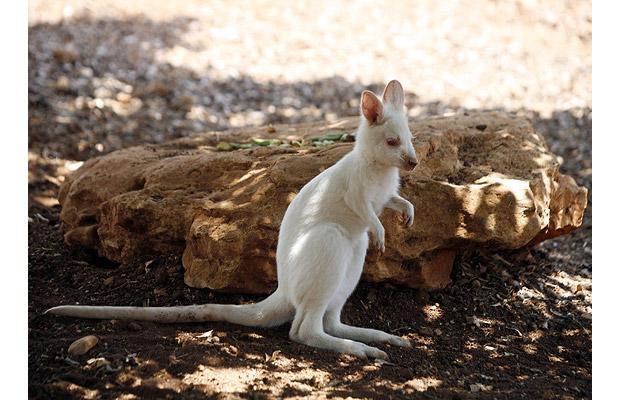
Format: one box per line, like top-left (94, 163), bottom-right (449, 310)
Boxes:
top-left (401, 202), bottom-right (414, 228)
top-left (372, 225), bottom-right (385, 253)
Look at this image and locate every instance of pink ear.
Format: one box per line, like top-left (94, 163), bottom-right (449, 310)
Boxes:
top-left (361, 90), bottom-right (383, 124)
top-left (382, 80), bottom-right (404, 108)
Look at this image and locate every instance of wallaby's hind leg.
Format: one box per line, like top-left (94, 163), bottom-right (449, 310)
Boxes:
top-left (323, 234), bottom-right (411, 347)
top-left (290, 304), bottom-right (388, 360)
top-left (324, 311), bottom-right (411, 347)
top-left (287, 225), bottom-right (388, 359)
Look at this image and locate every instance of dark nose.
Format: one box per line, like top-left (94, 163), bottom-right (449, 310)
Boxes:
top-left (406, 159), bottom-right (418, 170)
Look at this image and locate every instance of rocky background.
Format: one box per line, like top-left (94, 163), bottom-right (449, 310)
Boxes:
top-left (28, 1), bottom-right (591, 399)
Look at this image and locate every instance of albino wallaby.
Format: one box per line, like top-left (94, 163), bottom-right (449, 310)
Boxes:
top-left (47, 80), bottom-right (418, 360)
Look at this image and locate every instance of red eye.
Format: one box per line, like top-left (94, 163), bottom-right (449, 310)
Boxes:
top-left (386, 137), bottom-right (400, 147)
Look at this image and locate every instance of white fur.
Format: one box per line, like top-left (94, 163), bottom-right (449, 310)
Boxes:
top-left (46, 80), bottom-right (418, 360)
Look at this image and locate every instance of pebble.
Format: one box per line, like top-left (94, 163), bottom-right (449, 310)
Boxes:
top-left (466, 316), bottom-right (481, 328)
top-left (127, 322), bottom-right (142, 331)
top-left (52, 48), bottom-right (77, 64)
top-left (67, 335), bottom-right (99, 356)
top-left (224, 345), bottom-right (238, 356)
top-left (470, 383), bottom-right (493, 392)
top-left (86, 357), bottom-right (110, 369)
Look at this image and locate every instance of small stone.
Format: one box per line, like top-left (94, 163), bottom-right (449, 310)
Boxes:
top-left (107, 319), bottom-right (122, 329)
top-left (434, 328), bottom-right (442, 336)
top-left (55, 76), bottom-right (70, 90)
top-left (466, 316), bottom-right (481, 328)
top-left (67, 335), bottom-right (98, 356)
top-left (472, 279), bottom-right (481, 289)
top-left (223, 345), bottom-right (238, 356)
top-left (116, 92), bottom-right (132, 103)
top-left (52, 48), bottom-right (77, 64)
top-left (362, 365), bottom-right (379, 372)
top-left (470, 383), bottom-right (493, 392)
top-left (144, 82), bottom-right (170, 97)
top-left (103, 277), bottom-right (114, 287)
top-left (86, 357), bottom-right (110, 369)
top-left (127, 322), bottom-right (142, 331)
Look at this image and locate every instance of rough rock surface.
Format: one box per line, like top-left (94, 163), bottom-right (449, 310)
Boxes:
top-left (59, 112), bottom-right (588, 294)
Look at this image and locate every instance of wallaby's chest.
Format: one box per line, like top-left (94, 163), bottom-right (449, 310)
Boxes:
top-left (368, 171), bottom-right (400, 213)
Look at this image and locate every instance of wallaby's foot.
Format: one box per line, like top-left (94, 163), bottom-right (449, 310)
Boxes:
top-left (349, 343), bottom-right (389, 360)
top-left (325, 322), bottom-right (410, 348)
top-left (290, 329), bottom-right (388, 360)
top-left (386, 335), bottom-right (411, 347)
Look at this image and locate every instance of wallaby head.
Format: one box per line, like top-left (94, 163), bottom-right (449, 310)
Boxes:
top-left (357, 80), bottom-right (418, 171)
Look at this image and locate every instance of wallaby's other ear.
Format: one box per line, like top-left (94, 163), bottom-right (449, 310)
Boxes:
top-left (361, 90), bottom-right (383, 124)
top-left (382, 80), bottom-right (404, 108)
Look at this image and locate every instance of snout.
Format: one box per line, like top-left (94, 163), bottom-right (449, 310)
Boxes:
top-left (402, 155), bottom-right (418, 171)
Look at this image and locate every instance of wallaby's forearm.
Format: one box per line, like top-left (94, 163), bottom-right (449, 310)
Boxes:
top-left (385, 194), bottom-right (414, 227)
top-left (344, 190), bottom-right (385, 251)
top-left (385, 194), bottom-right (408, 212)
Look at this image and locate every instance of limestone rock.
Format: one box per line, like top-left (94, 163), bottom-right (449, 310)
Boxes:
top-left (59, 112), bottom-right (588, 294)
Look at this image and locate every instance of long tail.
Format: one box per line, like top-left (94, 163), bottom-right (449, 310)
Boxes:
top-left (45, 288), bottom-right (294, 327)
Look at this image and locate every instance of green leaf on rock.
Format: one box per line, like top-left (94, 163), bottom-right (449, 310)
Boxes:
top-left (251, 138), bottom-right (283, 146)
top-left (216, 142), bottom-right (233, 151)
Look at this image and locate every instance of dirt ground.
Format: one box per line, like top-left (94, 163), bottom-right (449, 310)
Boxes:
top-left (28, 1), bottom-right (591, 399)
